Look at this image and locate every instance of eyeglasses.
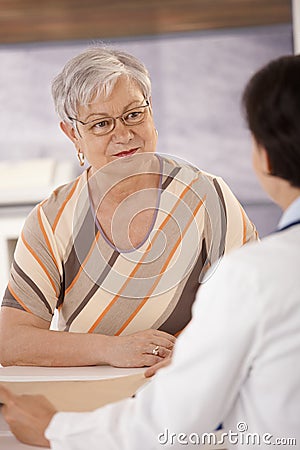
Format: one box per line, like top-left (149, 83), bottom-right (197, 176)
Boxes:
top-left (69, 100), bottom-right (150, 137)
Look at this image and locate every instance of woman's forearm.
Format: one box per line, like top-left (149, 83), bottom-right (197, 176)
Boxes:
top-left (0, 324), bottom-right (113, 367)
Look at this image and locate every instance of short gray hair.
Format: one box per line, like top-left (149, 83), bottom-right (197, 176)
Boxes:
top-left (52, 47), bottom-right (152, 123)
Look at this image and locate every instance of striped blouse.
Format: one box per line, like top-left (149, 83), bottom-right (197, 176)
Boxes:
top-left (2, 156), bottom-right (258, 335)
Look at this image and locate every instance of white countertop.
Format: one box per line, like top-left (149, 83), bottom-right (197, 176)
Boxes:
top-left (0, 365), bottom-right (145, 449)
top-left (0, 364), bottom-right (145, 382)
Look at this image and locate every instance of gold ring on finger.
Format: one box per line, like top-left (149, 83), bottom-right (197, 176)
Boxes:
top-left (152, 345), bottom-right (160, 356)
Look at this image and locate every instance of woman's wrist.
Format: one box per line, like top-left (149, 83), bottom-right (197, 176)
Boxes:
top-left (94, 334), bottom-right (117, 366)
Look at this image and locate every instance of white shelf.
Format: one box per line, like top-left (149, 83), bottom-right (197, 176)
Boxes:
top-left (0, 208), bottom-right (32, 301)
top-left (0, 205), bottom-right (59, 329)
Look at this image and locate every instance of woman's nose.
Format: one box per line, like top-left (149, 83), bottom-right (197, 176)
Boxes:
top-left (111, 118), bottom-right (134, 142)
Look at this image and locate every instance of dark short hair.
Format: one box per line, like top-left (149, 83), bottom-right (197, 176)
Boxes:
top-left (242, 55), bottom-right (300, 188)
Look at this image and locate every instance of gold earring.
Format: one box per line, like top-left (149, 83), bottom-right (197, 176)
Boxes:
top-left (77, 150), bottom-right (85, 167)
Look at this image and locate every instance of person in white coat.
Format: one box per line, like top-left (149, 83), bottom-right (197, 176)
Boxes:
top-left (1, 54), bottom-right (300, 450)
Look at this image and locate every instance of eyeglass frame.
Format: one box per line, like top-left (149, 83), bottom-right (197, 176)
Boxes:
top-left (68, 99), bottom-right (150, 137)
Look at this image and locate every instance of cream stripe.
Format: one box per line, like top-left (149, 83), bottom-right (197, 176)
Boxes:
top-left (152, 206), bottom-right (206, 295)
top-left (14, 239), bottom-right (58, 311)
top-left (53, 175), bottom-right (87, 255)
top-left (94, 252), bottom-right (142, 295)
top-left (168, 164), bottom-right (200, 193)
top-left (118, 286), bottom-right (178, 335)
top-left (39, 207), bottom-right (63, 276)
top-left (119, 206), bottom-right (206, 335)
top-left (217, 178), bottom-right (245, 251)
top-left (68, 288), bottom-right (116, 333)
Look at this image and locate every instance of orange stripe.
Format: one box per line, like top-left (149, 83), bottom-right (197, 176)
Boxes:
top-left (115, 195), bottom-right (205, 335)
top-left (52, 178), bottom-right (80, 232)
top-left (37, 205), bottom-right (60, 274)
top-left (65, 230), bottom-right (101, 295)
top-left (21, 232), bottom-right (58, 297)
top-left (174, 329), bottom-right (183, 337)
top-left (8, 283), bottom-right (32, 314)
top-left (239, 205), bottom-right (248, 245)
top-left (88, 176), bottom-right (202, 333)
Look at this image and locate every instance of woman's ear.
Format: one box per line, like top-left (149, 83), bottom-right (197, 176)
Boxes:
top-left (60, 121), bottom-right (79, 146)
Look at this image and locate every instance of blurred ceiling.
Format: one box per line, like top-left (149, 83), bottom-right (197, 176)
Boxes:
top-left (0, 0), bottom-right (292, 44)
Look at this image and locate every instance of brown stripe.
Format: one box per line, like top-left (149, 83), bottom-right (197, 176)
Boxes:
top-left (56, 264), bottom-right (65, 309)
top-left (7, 283), bottom-right (32, 314)
top-left (213, 178), bottom-right (227, 256)
top-left (158, 238), bottom-right (208, 334)
top-left (2, 285), bottom-right (26, 312)
top-left (21, 231), bottom-right (58, 297)
top-left (64, 206), bottom-right (98, 291)
top-left (12, 260), bottom-right (53, 315)
top-left (37, 205), bottom-right (60, 274)
top-left (161, 166), bottom-right (181, 190)
top-left (65, 230), bottom-right (100, 295)
top-left (64, 250), bottom-right (119, 331)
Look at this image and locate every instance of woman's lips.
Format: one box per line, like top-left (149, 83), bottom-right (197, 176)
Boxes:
top-left (114, 148), bottom-right (138, 158)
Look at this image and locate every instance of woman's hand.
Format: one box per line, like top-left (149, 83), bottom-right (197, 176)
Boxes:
top-left (0, 385), bottom-right (56, 447)
top-left (107, 329), bottom-right (176, 367)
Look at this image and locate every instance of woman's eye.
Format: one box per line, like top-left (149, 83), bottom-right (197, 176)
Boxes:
top-left (126, 111), bottom-right (141, 120)
top-left (94, 120), bottom-right (109, 128)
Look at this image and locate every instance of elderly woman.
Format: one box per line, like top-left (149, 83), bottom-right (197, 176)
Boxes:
top-left (0, 47), bottom-right (257, 368)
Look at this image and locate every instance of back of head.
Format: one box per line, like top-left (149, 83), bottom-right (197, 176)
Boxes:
top-left (52, 46), bottom-right (151, 124)
top-left (242, 54), bottom-right (300, 188)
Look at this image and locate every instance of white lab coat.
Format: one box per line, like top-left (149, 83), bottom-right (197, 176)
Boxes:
top-left (46, 223), bottom-right (300, 450)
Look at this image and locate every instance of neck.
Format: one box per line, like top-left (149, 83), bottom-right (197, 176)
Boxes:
top-left (275, 183), bottom-right (300, 212)
top-left (88, 153), bottom-right (160, 206)
top-left (104, 173), bottom-right (160, 205)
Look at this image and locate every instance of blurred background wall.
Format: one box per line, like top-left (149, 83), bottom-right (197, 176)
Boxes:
top-left (0, 0), bottom-right (294, 237)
